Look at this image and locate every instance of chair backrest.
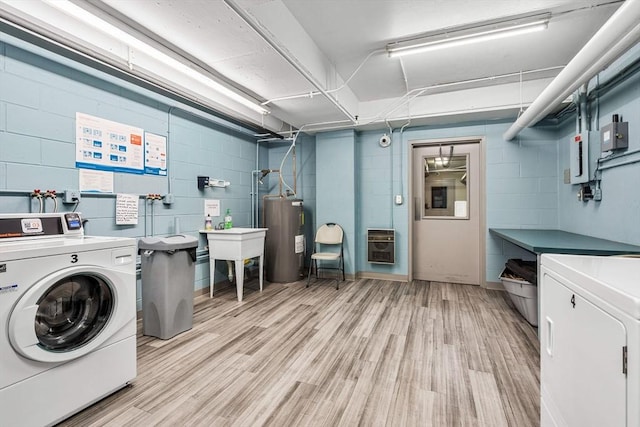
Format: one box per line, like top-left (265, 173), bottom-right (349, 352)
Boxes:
top-left (315, 223), bottom-right (343, 245)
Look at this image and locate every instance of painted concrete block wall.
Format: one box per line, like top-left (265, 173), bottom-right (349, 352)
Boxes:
top-left (304, 122), bottom-right (558, 284)
top-left (484, 125), bottom-right (559, 282)
top-left (356, 131), bottom-right (408, 276)
top-left (315, 130), bottom-right (356, 276)
top-left (0, 39), bottom-right (258, 309)
top-left (13, 27), bottom-right (638, 297)
top-left (557, 69), bottom-right (640, 245)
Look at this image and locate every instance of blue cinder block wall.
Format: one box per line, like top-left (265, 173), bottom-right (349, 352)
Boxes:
top-left (4, 29), bottom-right (640, 292)
top-left (0, 38), bottom-right (261, 309)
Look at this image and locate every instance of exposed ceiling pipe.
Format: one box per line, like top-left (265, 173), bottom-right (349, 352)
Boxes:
top-left (262, 48), bottom-right (384, 106)
top-left (223, 0), bottom-right (357, 124)
top-left (503, 0), bottom-right (640, 141)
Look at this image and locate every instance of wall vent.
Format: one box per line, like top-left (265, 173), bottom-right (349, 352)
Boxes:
top-left (367, 229), bottom-right (395, 264)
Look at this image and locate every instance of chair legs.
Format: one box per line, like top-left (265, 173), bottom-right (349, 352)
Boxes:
top-left (307, 258), bottom-right (343, 290)
top-left (306, 258), bottom-right (315, 288)
top-left (337, 258), bottom-right (344, 290)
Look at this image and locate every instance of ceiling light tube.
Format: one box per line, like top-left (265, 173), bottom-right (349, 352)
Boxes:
top-left (387, 18), bottom-right (548, 58)
top-left (43, 0), bottom-right (269, 115)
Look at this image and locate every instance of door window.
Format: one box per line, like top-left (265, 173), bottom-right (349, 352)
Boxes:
top-left (422, 153), bottom-right (469, 218)
top-left (35, 274), bottom-right (113, 352)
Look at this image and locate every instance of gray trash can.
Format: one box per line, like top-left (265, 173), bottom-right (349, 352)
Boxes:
top-left (138, 235), bottom-right (199, 339)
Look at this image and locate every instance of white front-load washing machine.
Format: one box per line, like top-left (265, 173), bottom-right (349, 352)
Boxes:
top-left (0, 212), bottom-right (137, 427)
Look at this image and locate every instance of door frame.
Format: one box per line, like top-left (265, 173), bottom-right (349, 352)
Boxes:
top-left (408, 136), bottom-right (487, 286)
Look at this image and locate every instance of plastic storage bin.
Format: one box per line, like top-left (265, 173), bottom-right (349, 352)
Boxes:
top-left (139, 235), bottom-right (198, 339)
top-left (500, 267), bottom-right (538, 326)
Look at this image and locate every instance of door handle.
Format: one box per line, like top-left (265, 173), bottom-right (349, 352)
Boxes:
top-left (414, 198), bottom-right (421, 221)
top-left (546, 316), bottom-right (554, 357)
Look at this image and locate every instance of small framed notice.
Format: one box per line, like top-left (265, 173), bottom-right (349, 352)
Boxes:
top-left (204, 199), bottom-right (220, 217)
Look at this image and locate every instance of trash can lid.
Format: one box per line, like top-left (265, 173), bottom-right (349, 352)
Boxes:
top-left (138, 234), bottom-right (199, 251)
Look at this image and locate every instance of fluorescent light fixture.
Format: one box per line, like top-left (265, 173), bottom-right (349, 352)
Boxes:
top-left (387, 16), bottom-right (549, 58)
top-left (43, 0), bottom-right (269, 115)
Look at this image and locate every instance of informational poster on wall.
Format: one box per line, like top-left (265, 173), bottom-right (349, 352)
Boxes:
top-left (75, 112), bottom-right (144, 174)
top-left (144, 132), bottom-right (167, 176)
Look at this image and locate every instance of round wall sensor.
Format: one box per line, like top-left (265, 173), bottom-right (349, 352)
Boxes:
top-left (379, 134), bottom-right (391, 147)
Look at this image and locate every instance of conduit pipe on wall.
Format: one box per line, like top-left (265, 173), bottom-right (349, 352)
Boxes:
top-left (223, 0), bottom-right (357, 124)
top-left (503, 0), bottom-right (640, 141)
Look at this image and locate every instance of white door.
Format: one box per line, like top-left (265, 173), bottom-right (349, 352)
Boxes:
top-left (411, 142), bottom-right (480, 284)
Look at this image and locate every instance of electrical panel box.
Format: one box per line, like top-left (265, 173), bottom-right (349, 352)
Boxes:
top-left (570, 133), bottom-right (589, 184)
top-left (601, 121), bottom-right (628, 152)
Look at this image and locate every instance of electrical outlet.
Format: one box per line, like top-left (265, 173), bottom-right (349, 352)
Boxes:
top-left (63, 190), bottom-right (81, 204)
top-left (163, 193), bottom-right (174, 205)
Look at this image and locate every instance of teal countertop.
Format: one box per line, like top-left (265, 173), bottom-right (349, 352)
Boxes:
top-left (489, 228), bottom-right (640, 256)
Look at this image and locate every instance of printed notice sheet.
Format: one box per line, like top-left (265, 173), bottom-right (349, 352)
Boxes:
top-left (204, 199), bottom-right (220, 218)
top-left (75, 112), bottom-right (144, 174)
top-left (79, 169), bottom-right (114, 193)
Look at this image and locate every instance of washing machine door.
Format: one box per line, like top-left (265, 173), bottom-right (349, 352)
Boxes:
top-left (8, 265), bottom-right (125, 363)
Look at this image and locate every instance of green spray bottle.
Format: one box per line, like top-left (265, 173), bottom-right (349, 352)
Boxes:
top-left (224, 208), bottom-right (233, 229)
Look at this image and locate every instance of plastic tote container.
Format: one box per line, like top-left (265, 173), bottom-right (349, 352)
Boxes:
top-left (500, 267), bottom-right (538, 326)
top-left (138, 235), bottom-right (198, 339)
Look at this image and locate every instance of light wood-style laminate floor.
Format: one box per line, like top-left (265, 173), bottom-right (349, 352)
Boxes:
top-left (59, 278), bottom-right (540, 427)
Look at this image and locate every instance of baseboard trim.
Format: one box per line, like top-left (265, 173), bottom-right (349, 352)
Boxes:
top-left (356, 271), bottom-right (408, 282)
top-left (484, 280), bottom-right (505, 291)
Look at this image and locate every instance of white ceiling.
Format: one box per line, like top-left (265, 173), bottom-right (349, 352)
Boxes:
top-left (0, 0), bottom-right (626, 134)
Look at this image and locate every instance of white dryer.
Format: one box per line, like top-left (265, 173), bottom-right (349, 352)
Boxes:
top-left (0, 212), bottom-right (137, 427)
top-left (540, 253), bottom-right (640, 427)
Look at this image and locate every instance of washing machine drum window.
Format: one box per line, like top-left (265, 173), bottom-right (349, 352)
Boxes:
top-left (35, 274), bottom-right (113, 352)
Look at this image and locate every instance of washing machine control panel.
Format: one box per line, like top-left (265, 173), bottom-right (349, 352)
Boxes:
top-left (0, 213), bottom-right (84, 239)
top-left (64, 213), bottom-right (82, 231)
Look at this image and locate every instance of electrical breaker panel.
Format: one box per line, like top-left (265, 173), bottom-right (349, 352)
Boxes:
top-left (570, 132), bottom-right (589, 184)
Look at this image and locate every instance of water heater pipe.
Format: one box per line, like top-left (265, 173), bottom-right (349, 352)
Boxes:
top-left (278, 136), bottom-right (298, 197)
top-left (503, 0), bottom-right (640, 141)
